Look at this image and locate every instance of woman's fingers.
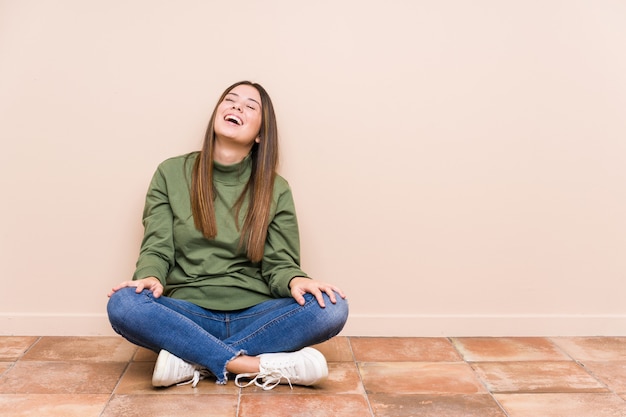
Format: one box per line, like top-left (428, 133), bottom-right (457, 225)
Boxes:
top-left (289, 277), bottom-right (347, 308)
top-left (107, 278), bottom-right (163, 298)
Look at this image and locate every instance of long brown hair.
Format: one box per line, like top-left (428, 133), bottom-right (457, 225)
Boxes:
top-left (191, 81), bottom-right (279, 262)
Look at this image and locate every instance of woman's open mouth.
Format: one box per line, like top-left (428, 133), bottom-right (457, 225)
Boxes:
top-left (225, 115), bottom-right (242, 125)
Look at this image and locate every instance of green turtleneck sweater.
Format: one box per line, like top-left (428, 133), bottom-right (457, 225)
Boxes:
top-left (132, 152), bottom-right (308, 311)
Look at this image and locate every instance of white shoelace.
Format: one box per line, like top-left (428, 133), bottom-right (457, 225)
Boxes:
top-left (235, 369), bottom-right (294, 390)
top-left (177, 369), bottom-right (212, 388)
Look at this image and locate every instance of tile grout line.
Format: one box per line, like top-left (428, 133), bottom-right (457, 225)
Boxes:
top-left (447, 337), bottom-right (512, 417)
top-left (548, 337), bottom-right (622, 399)
top-left (0, 337), bottom-right (43, 394)
top-left (98, 354), bottom-right (134, 417)
top-left (18, 336), bottom-right (42, 360)
top-left (347, 337), bottom-right (376, 417)
top-left (0, 336), bottom-right (41, 377)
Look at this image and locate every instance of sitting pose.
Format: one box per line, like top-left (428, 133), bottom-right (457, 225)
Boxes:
top-left (107, 81), bottom-right (348, 389)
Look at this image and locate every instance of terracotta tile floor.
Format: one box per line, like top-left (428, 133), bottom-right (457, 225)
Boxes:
top-left (1, 336), bottom-right (626, 416)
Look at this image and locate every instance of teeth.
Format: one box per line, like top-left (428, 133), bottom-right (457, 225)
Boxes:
top-left (225, 115), bottom-right (242, 125)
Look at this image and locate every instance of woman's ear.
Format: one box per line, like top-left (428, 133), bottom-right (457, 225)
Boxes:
top-left (255, 136), bottom-right (261, 143)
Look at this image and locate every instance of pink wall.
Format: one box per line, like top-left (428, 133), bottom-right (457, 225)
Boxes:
top-left (1, 0), bottom-right (625, 336)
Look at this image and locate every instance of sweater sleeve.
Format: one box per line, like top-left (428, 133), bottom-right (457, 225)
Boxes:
top-left (262, 184), bottom-right (309, 298)
top-left (132, 165), bottom-right (175, 284)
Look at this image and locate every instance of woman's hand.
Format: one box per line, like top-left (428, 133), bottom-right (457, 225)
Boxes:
top-left (107, 277), bottom-right (164, 298)
top-left (289, 277), bottom-right (346, 308)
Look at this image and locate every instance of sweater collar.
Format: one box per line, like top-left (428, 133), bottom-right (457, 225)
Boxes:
top-left (213, 154), bottom-right (252, 185)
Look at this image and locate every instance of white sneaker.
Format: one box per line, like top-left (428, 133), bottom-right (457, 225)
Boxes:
top-left (235, 347), bottom-right (328, 390)
top-left (152, 350), bottom-right (209, 388)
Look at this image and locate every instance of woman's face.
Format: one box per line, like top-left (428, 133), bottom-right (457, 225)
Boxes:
top-left (214, 84), bottom-right (263, 148)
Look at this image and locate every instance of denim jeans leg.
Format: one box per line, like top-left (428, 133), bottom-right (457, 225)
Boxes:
top-left (224, 293), bottom-right (349, 356)
top-left (107, 287), bottom-right (241, 383)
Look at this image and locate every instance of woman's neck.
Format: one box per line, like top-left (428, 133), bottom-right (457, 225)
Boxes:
top-left (213, 138), bottom-right (253, 165)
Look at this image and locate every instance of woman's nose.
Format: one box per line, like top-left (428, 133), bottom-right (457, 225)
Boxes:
top-left (231, 102), bottom-right (242, 111)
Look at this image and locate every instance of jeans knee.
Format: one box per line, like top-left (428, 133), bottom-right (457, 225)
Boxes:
top-left (106, 287), bottom-right (140, 327)
top-left (329, 295), bottom-right (349, 327)
top-left (318, 294), bottom-right (349, 337)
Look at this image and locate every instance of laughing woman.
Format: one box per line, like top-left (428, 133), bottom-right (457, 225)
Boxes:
top-left (107, 81), bottom-right (348, 389)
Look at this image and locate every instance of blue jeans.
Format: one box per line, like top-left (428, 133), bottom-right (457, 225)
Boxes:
top-left (107, 288), bottom-right (348, 383)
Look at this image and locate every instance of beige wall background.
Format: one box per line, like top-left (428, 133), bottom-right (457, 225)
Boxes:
top-left (1, 0), bottom-right (625, 337)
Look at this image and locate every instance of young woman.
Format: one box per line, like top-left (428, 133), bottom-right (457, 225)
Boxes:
top-left (107, 81), bottom-right (348, 389)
